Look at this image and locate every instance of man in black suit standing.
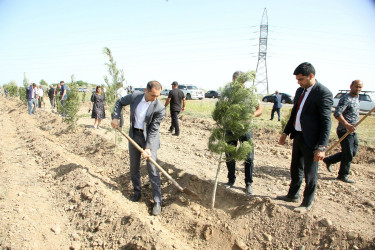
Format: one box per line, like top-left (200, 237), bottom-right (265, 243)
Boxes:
top-left (111, 81), bottom-right (165, 216)
top-left (277, 62), bottom-right (333, 212)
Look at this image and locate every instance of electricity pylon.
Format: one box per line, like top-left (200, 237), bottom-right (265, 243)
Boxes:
top-left (253, 8), bottom-right (269, 95)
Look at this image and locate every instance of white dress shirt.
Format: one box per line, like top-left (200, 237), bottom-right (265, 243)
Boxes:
top-left (117, 87), bottom-right (127, 98)
top-left (134, 96), bottom-right (151, 129)
top-left (295, 84), bottom-right (313, 132)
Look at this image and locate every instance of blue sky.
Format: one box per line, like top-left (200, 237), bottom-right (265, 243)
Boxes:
top-left (0, 0), bottom-right (374, 96)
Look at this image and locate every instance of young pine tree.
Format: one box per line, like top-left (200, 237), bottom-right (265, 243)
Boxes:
top-left (19, 72), bottom-right (29, 104)
top-left (208, 70), bottom-right (258, 208)
top-left (61, 74), bottom-right (81, 132)
top-left (102, 47), bottom-right (125, 114)
top-left (103, 47), bottom-right (125, 147)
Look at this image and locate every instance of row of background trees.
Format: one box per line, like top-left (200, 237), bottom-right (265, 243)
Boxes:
top-left (1, 47), bottom-right (125, 133)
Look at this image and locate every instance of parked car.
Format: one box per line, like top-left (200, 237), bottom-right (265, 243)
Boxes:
top-left (161, 89), bottom-right (170, 96)
top-left (205, 90), bottom-right (221, 99)
top-left (78, 87), bottom-right (89, 92)
top-left (262, 93), bottom-right (294, 104)
top-left (134, 87), bottom-right (145, 92)
top-left (177, 84), bottom-right (204, 100)
top-left (332, 90), bottom-right (375, 111)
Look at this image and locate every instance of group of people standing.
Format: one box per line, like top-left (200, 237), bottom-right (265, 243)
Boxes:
top-left (109, 62), bottom-right (363, 216)
top-left (0, 87), bottom-right (9, 98)
top-left (25, 83), bottom-right (46, 115)
top-left (26, 81), bottom-right (67, 115)
top-left (21, 62), bottom-right (363, 216)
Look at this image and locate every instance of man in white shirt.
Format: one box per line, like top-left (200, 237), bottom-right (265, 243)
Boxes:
top-left (111, 81), bottom-right (165, 216)
top-left (278, 62), bottom-right (333, 212)
top-left (38, 85), bottom-right (45, 108)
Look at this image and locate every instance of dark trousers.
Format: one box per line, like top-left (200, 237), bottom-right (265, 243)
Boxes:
top-left (225, 132), bottom-right (254, 185)
top-left (324, 130), bottom-right (358, 178)
top-left (119, 110), bottom-right (124, 129)
top-left (288, 132), bottom-right (318, 206)
top-left (169, 110), bottom-right (180, 134)
top-left (129, 129), bottom-right (162, 203)
top-left (61, 100), bottom-right (66, 117)
top-left (49, 97), bottom-right (55, 108)
top-left (271, 108), bottom-right (280, 121)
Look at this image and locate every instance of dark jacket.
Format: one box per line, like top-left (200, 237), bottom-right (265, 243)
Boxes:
top-left (26, 86), bottom-right (33, 100)
top-left (273, 94), bottom-right (282, 109)
top-left (283, 81), bottom-right (333, 150)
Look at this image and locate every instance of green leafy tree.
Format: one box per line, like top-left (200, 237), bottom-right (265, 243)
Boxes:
top-left (103, 47), bottom-right (125, 113)
top-left (76, 80), bottom-right (89, 87)
top-left (208, 71), bottom-right (258, 208)
top-left (60, 74), bottom-right (81, 132)
top-left (40, 79), bottom-right (48, 88)
top-left (3, 81), bottom-right (18, 97)
top-left (209, 71), bottom-right (258, 159)
top-left (103, 47), bottom-right (125, 148)
top-left (81, 91), bottom-right (87, 103)
top-left (19, 72), bottom-right (29, 103)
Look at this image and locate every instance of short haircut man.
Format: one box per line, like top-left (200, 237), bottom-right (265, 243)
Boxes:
top-left (164, 81), bottom-right (186, 136)
top-left (111, 80), bottom-right (165, 216)
top-left (278, 62), bottom-right (333, 212)
top-left (323, 80), bottom-right (363, 183)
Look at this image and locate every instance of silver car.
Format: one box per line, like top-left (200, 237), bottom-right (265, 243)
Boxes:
top-left (332, 90), bottom-right (375, 111)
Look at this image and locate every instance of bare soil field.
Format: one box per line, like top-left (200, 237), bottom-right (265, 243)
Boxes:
top-left (0, 97), bottom-right (374, 249)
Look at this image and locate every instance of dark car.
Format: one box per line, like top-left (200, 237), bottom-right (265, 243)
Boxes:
top-left (262, 93), bottom-right (294, 104)
top-left (205, 90), bottom-right (221, 99)
top-left (134, 87), bottom-right (145, 92)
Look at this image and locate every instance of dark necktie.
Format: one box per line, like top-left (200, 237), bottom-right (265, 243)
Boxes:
top-left (293, 88), bottom-right (307, 126)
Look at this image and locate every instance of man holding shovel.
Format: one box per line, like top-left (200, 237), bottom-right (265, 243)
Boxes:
top-left (323, 80), bottom-right (363, 183)
top-left (111, 81), bottom-right (165, 216)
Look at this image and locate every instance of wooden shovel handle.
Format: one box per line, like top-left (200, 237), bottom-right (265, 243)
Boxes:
top-left (326, 106), bottom-right (375, 154)
top-left (116, 128), bottom-right (184, 192)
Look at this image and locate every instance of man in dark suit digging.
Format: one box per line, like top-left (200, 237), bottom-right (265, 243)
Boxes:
top-left (111, 81), bottom-right (165, 216)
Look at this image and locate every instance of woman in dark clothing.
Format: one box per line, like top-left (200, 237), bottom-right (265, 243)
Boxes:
top-left (91, 86), bottom-right (106, 129)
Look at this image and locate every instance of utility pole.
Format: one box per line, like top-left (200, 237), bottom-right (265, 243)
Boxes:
top-left (253, 8), bottom-right (269, 95)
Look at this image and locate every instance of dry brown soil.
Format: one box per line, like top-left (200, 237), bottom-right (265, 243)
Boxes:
top-left (0, 97), bottom-right (374, 249)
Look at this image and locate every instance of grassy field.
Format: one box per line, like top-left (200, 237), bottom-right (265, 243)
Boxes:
top-left (162, 97), bottom-right (375, 146)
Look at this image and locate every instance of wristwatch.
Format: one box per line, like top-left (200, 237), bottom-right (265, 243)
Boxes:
top-left (318, 146), bottom-right (326, 152)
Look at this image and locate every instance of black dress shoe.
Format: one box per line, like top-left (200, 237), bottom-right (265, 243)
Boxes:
top-left (323, 159), bottom-right (332, 172)
top-left (131, 193), bottom-right (141, 202)
top-left (276, 195), bottom-right (300, 203)
top-left (224, 182), bottom-right (234, 189)
top-left (172, 133), bottom-right (180, 136)
top-left (168, 128), bottom-right (174, 133)
top-left (294, 203), bottom-right (313, 213)
top-left (152, 202), bottom-right (161, 216)
top-left (337, 176), bottom-right (355, 183)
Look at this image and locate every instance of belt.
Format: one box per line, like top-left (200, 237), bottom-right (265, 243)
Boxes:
top-left (133, 128), bottom-right (143, 132)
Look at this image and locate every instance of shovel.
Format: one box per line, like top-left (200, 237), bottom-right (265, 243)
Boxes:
top-left (325, 106), bottom-right (375, 154)
top-left (116, 128), bottom-right (200, 200)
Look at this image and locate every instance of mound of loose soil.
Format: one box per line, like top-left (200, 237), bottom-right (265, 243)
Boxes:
top-left (0, 97), bottom-right (374, 249)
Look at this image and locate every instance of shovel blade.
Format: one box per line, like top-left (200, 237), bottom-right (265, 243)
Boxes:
top-left (182, 188), bottom-right (201, 200)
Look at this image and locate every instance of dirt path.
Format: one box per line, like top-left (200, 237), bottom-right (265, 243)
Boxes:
top-left (0, 97), bottom-right (374, 249)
